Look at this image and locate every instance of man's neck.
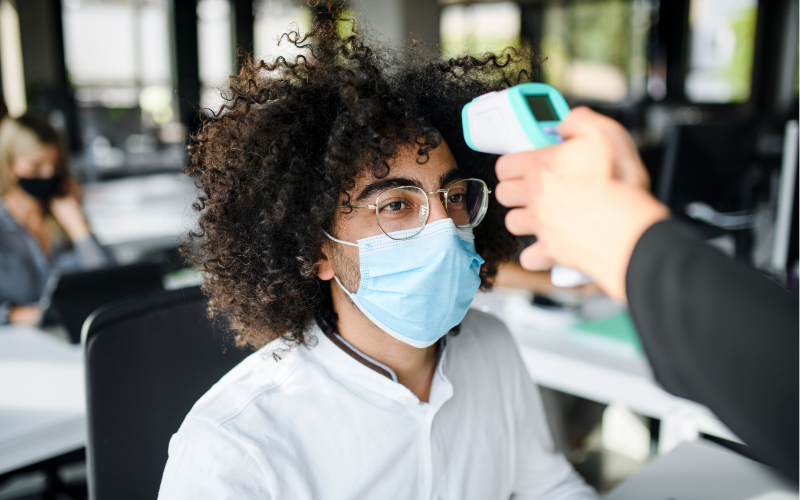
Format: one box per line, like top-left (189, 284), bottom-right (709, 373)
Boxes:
top-left (331, 285), bottom-right (438, 402)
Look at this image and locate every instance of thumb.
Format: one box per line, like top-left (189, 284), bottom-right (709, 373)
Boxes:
top-left (559, 107), bottom-right (651, 190)
top-left (519, 243), bottom-right (556, 271)
top-left (557, 106), bottom-right (607, 140)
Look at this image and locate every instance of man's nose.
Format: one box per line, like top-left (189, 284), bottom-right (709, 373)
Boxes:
top-left (426, 193), bottom-right (449, 223)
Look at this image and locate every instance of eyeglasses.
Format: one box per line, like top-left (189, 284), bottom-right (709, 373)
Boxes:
top-left (336, 178), bottom-right (491, 240)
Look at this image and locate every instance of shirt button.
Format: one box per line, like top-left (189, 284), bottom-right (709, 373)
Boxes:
top-left (400, 396), bottom-right (416, 405)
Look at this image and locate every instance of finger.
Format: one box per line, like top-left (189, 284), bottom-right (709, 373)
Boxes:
top-left (495, 150), bottom-right (545, 181)
top-left (558, 106), bottom-right (615, 140)
top-left (519, 243), bottom-right (555, 271)
top-left (585, 116), bottom-right (649, 188)
top-left (495, 154), bottom-right (526, 181)
top-left (494, 179), bottom-right (531, 208)
top-left (557, 108), bottom-right (641, 184)
top-left (504, 208), bottom-right (537, 236)
top-left (616, 151), bottom-right (651, 190)
top-left (607, 131), bottom-right (651, 190)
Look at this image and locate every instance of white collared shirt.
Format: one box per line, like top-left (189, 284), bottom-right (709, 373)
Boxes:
top-left (158, 310), bottom-right (597, 500)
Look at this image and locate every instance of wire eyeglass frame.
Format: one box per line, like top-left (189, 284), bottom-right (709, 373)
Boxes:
top-left (335, 178), bottom-right (491, 240)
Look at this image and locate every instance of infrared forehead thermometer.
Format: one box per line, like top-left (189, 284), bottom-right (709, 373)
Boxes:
top-left (462, 83), bottom-right (591, 288)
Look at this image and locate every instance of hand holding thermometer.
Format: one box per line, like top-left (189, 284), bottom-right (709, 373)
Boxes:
top-left (461, 83), bottom-right (592, 288)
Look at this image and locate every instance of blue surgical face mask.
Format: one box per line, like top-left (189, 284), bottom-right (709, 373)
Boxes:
top-left (324, 218), bottom-right (485, 348)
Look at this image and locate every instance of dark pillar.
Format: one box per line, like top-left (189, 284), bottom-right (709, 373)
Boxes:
top-left (173, 0), bottom-right (201, 133)
top-left (404, 0), bottom-right (440, 56)
top-left (657, 0), bottom-right (690, 102)
top-left (16, 0), bottom-right (81, 151)
top-left (232, 0), bottom-right (254, 70)
top-left (751, 0), bottom-right (798, 115)
top-left (520, 3), bottom-right (544, 82)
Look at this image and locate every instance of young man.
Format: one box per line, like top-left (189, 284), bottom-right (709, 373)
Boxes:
top-left (158, 15), bottom-right (596, 500)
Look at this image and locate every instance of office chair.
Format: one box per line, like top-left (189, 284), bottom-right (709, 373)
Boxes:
top-left (82, 286), bottom-right (251, 500)
top-left (44, 261), bottom-right (166, 343)
top-left (657, 119), bottom-right (768, 261)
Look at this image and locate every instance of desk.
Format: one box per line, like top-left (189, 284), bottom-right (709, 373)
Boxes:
top-left (0, 326), bottom-right (85, 475)
top-left (0, 290), bottom-right (739, 475)
top-left (473, 290), bottom-right (740, 454)
top-left (81, 173), bottom-right (199, 263)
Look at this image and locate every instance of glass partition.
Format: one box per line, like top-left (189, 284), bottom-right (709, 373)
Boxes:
top-left (540, 0), bottom-right (651, 103)
top-left (684, 0), bottom-right (758, 103)
top-left (61, 0), bottom-right (183, 173)
top-left (440, 2), bottom-right (521, 59)
top-left (253, 0), bottom-right (311, 64)
top-left (198, 0), bottom-right (234, 111)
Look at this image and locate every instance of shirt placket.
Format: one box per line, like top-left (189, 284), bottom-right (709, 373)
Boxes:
top-left (425, 402), bottom-right (442, 499)
top-left (423, 364), bottom-right (454, 499)
top-left (398, 380), bottom-right (446, 500)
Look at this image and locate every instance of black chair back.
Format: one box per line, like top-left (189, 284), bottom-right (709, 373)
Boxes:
top-left (83, 286), bottom-right (250, 500)
top-left (46, 261), bottom-right (166, 343)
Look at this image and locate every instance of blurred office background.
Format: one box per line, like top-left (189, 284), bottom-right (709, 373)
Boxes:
top-left (0, 0), bottom-right (795, 267)
top-left (0, 0), bottom-right (797, 498)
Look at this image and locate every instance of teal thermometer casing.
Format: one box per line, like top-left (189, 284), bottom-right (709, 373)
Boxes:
top-left (462, 83), bottom-right (571, 154)
top-left (462, 83), bottom-right (591, 288)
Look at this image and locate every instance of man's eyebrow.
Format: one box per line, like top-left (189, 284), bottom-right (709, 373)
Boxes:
top-left (355, 177), bottom-right (423, 203)
top-left (440, 168), bottom-right (465, 188)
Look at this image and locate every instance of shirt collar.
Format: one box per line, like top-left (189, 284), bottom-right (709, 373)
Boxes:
top-left (325, 330), bottom-right (448, 383)
top-left (327, 330), bottom-right (399, 382)
top-left (307, 323), bottom-right (451, 404)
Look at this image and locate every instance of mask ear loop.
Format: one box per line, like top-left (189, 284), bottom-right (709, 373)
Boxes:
top-left (322, 230), bottom-right (358, 295)
top-left (332, 275), bottom-right (356, 297)
top-left (322, 230), bottom-right (358, 247)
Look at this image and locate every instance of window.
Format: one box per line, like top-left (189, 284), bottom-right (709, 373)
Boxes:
top-left (685, 0), bottom-right (758, 103)
top-left (440, 2), bottom-right (521, 59)
top-left (540, 0), bottom-right (651, 103)
top-left (253, 0), bottom-right (311, 64)
top-left (61, 0), bottom-right (181, 169)
top-left (198, 0), bottom-right (233, 111)
top-left (0, 0), bottom-right (26, 116)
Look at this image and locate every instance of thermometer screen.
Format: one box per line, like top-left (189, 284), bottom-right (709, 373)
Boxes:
top-left (525, 95), bottom-right (558, 121)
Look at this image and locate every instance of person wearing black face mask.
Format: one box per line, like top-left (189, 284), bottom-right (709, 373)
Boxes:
top-left (17, 176), bottom-right (61, 201)
top-left (0, 114), bottom-right (112, 325)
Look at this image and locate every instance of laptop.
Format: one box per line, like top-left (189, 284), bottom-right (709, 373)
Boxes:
top-left (604, 439), bottom-right (797, 500)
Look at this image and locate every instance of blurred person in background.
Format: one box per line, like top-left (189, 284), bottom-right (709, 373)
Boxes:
top-left (0, 114), bottom-right (112, 325)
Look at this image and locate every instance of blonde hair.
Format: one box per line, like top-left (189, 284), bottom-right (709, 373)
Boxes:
top-left (0, 116), bottom-right (67, 196)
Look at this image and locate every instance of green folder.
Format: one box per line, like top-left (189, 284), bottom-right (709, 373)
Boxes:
top-left (572, 311), bottom-right (643, 353)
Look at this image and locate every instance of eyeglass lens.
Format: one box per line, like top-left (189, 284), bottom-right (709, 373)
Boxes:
top-left (375, 180), bottom-right (487, 235)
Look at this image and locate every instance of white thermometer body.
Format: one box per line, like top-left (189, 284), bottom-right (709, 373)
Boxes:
top-left (462, 83), bottom-right (591, 288)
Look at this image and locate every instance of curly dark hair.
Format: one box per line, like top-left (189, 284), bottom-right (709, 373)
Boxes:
top-left (184, 10), bottom-right (534, 350)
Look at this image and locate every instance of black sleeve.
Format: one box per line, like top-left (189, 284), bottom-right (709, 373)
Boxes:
top-left (626, 218), bottom-right (799, 482)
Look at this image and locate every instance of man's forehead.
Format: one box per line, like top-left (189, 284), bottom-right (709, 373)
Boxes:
top-left (347, 143), bottom-right (460, 201)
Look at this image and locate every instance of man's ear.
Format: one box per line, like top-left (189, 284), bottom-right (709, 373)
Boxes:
top-left (316, 240), bottom-right (335, 281)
